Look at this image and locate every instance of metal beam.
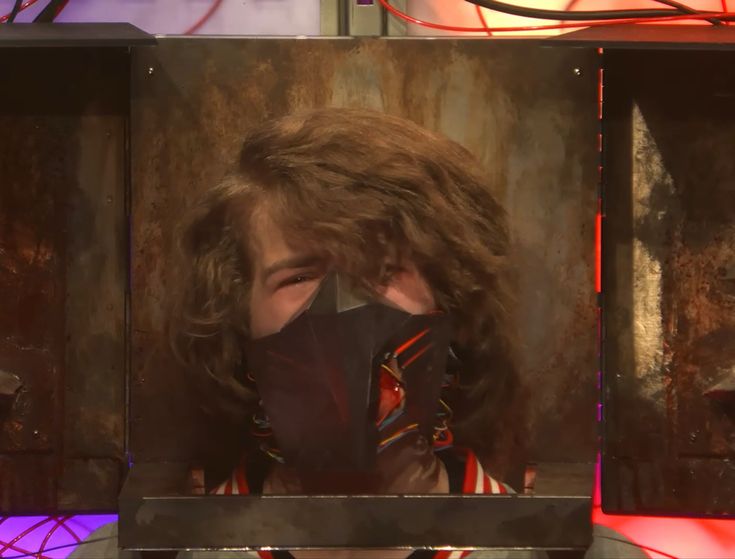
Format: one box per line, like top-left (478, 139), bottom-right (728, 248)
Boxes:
top-left (119, 462), bottom-right (591, 551)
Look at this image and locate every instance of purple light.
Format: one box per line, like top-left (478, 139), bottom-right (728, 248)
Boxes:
top-left (356, 0), bottom-right (375, 5)
top-left (0, 515), bottom-right (116, 558)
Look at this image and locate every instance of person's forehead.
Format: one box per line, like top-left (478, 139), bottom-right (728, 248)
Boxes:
top-left (247, 203), bottom-right (401, 276)
top-left (248, 207), bottom-right (317, 273)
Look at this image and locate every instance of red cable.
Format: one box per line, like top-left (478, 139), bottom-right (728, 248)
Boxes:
top-left (378, 0), bottom-right (734, 33)
top-left (0, 517), bottom-right (52, 555)
top-left (58, 518), bottom-right (83, 543)
top-left (475, 4), bottom-right (493, 36)
top-left (53, 0), bottom-right (69, 19)
top-left (0, 0), bottom-right (40, 23)
top-left (38, 516), bottom-right (72, 557)
top-left (184, 0), bottom-right (224, 34)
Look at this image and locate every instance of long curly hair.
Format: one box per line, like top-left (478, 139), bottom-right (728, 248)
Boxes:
top-left (169, 107), bottom-right (522, 472)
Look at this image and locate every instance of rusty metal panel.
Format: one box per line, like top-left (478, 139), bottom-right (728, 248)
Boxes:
top-left (63, 114), bottom-right (127, 461)
top-left (0, 112), bottom-right (65, 511)
top-left (0, 455), bottom-right (57, 513)
top-left (0, 48), bottom-right (128, 512)
top-left (130, 38), bottom-right (599, 479)
top-left (602, 50), bottom-right (735, 515)
top-left (59, 458), bottom-right (122, 510)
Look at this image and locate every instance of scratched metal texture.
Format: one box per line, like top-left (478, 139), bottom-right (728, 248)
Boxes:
top-left (602, 50), bottom-right (735, 515)
top-left (0, 48), bottom-right (127, 512)
top-left (130, 38), bottom-right (599, 483)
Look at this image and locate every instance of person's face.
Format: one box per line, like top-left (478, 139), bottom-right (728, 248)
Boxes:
top-left (248, 212), bottom-right (436, 339)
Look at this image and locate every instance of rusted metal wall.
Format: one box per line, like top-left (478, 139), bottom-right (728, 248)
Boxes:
top-left (0, 49), bottom-right (127, 512)
top-left (603, 50), bottom-right (735, 515)
top-left (130, 38), bottom-right (599, 482)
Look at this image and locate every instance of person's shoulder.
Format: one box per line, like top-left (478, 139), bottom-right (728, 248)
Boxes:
top-left (445, 446), bottom-right (515, 495)
top-left (67, 521), bottom-right (141, 559)
top-left (66, 520), bottom-right (261, 559)
top-left (584, 524), bottom-right (650, 559)
top-left (463, 550), bottom-right (547, 558)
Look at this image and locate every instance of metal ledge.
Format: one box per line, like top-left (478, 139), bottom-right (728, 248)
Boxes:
top-left (119, 463), bottom-right (591, 551)
top-left (547, 24), bottom-right (735, 50)
top-left (0, 23), bottom-right (155, 48)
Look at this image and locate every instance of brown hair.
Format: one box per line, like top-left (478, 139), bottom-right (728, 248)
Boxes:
top-left (169, 107), bottom-right (522, 468)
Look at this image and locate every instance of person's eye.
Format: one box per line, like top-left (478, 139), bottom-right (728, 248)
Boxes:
top-left (380, 265), bottom-right (403, 283)
top-left (278, 274), bottom-right (315, 288)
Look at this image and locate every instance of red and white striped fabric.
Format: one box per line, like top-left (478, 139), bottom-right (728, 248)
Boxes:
top-left (210, 459), bottom-right (250, 495)
top-left (211, 448), bottom-right (513, 559)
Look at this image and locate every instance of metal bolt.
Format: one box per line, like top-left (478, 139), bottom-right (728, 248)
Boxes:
top-left (106, 196), bottom-right (113, 204)
top-left (32, 429), bottom-right (40, 438)
top-left (148, 67), bottom-right (155, 75)
top-left (573, 67), bottom-right (582, 76)
top-left (689, 431), bottom-right (698, 442)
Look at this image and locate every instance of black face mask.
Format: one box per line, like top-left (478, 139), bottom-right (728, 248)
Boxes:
top-left (246, 273), bottom-right (452, 475)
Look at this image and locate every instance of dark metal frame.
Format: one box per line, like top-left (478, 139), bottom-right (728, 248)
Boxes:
top-left (0, 22), bottom-right (155, 47)
top-left (125, 34), bottom-right (600, 550)
top-left (119, 463), bottom-right (591, 551)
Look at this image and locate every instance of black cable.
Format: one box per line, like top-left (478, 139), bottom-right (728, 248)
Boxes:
top-left (33, 0), bottom-right (68, 22)
top-left (465, 0), bottom-right (732, 22)
top-left (6, 0), bottom-right (23, 23)
top-left (563, 0), bottom-right (717, 24)
top-left (466, 0), bottom-right (681, 20)
top-left (652, 0), bottom-right (722, 25)
top-left (2, 535), bottom-right (117, 559)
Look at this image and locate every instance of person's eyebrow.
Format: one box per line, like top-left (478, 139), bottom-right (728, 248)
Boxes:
top-left (261, 254), bottom-right (322, 282)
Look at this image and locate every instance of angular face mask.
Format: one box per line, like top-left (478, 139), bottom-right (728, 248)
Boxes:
top-left (246, 273), bottom-right (452, 478)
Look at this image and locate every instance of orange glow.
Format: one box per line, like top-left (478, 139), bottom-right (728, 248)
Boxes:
top-left (402, 1), bottom-right (735, 37)
top-left (592, 460), bottom-right (735, 558)
top-left (595, 209), bottom-right (602, 294)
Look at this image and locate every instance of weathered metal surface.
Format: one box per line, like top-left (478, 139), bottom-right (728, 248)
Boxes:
top-left (58, 107), bottom-right (128, 512)
top-left (532, 462), bottom-right (595, 497)
top-left (602, 50), bottom-right (735, 515)
top-left (119, 462), bottom-right (591, 550)
top-left (58, 458), bottom-right (121, 510)
top-left (0, 101), bottom-right (68, 510)
top-left (0, 455), bottom-right (57, 513)
top-left (130, 38), bottom-right (599, 479)
top-left (63, 112), bottom-right (127, 461)
top-left (603, 458), bottom-right (735, 515)
top-left (0, 48), bottom-right (128, 512)
top-left (0, 369), bottom-right (22, 398)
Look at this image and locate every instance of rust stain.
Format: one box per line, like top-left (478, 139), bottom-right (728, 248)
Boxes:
top-left (604, 49), bottom-right (735, 514)
top-left (130, 38), bottom-right (599, 467)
